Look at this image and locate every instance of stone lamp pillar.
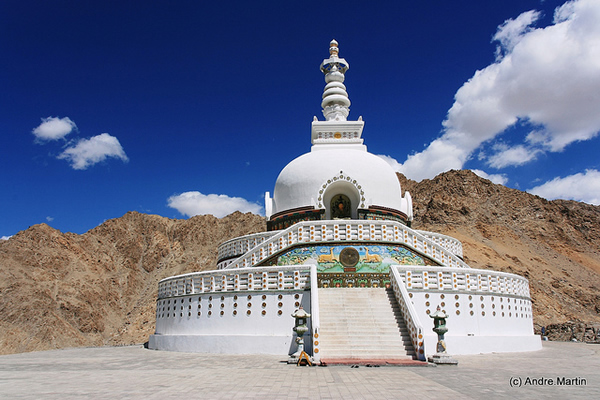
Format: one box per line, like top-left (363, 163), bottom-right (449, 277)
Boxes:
top-left (428, 306), bottom-right (458, 365)
top-left (289, 306), bottom-right (312, 365)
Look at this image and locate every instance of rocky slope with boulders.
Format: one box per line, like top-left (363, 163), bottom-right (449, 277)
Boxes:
top-left (0, 169), bottom-right (599, 354)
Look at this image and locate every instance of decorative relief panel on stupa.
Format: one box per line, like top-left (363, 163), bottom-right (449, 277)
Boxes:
top-left (274, 243), bottom-right (438, 274)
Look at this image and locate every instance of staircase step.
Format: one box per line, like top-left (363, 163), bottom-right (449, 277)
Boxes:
top-left (317, 288), bottom-right (415, 360)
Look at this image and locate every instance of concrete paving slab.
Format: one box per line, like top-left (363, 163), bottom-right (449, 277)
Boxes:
top-left (0, 341), bottom-right (597, 399)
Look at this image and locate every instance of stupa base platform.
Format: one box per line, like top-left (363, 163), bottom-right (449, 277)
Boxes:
top-left (428, 353), bottom-right (459, 365)
top-left (149, 333), bottom-right (296, 355)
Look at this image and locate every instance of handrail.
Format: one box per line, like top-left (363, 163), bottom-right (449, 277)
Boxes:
top-left (308, 264), bottom-right (320, 362)
top-left (157, 265), bottom-right (312, 299)
top-left (221, 220), bottom-right (471, 271)
top-left (393, 265), bottom-right (531, 299)
top-left (414, 230), bottom-right (463, 258)
top-left (217, 231), bottom-right (279, 261)
top-left (390, 265), bottom-right (426, 361)
top-left (219, 229), bottom-right (462, 263)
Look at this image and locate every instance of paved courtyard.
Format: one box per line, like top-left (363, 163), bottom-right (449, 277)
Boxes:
top-left (0, 341), bottom-right (598, 399)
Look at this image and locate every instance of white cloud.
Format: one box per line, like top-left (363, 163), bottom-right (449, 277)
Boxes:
top-left (32, 116), bottom-right (76, 141)
top-left (493, 10), bottom-right (541, 58)
top-left (1, 236), bottom-right (11, 241)
top-left (46, 216), bottom-right (54, 222)
top-left (396, 138), bottom-right (471, 181)
top-left (528, 169), bottom-right (600, 205)
top-left (471, 169), bottom-right (509, 185)
top-left (167, 191), bottom-right (263, 218)
top-left (379, 154), bottom-right (509, 185)
top-left (487, 144), bottom-right (541, 168)
top-left (380, 148), bottom-right (464, 180)
top-left (396, 0), bottom-right (600, 180)
top-left (58, 133), bottom-right (128, 170)
top-left (378, 154), bottom-right (402, 170)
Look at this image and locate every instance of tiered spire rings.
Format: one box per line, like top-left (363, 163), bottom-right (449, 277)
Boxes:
top-left (320, 40), bottom-right (351, 121)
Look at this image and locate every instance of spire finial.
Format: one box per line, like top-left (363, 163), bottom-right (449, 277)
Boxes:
top-left (320, 40), bottom-right (350, 121)
top-left (329, 39), bottom-right (339, 57)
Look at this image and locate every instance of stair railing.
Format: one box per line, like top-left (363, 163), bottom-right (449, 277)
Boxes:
top-left (414, 230), bottom-right (463, 258)
top-left (308, 263), bottom-right (321, 362)
top-left (390, 265), bottom-right (426, 361)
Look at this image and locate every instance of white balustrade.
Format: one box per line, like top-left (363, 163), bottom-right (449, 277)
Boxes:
top-left (157, 265), bottom-right (312, 299)
top-left (392, 265), bottom-right (531, 299)
top-left (217, 232), bottom-right (279, 262)
top-left (220, 220), bottom-right (471, 271)
top-left (414, 230), bottom-right (463, 258)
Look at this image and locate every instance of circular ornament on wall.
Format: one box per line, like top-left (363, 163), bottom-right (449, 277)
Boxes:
top-left (339, 247), bottom-right (360, 268)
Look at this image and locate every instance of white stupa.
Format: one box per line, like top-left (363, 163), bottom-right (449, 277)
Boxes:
top-left (149, 41), bottom-right (541, 362)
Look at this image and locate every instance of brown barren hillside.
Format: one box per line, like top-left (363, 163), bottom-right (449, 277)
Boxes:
top-left (1, 170), bottom-right (599, 354)
top-left (0, 211), bottom-right (266, 355)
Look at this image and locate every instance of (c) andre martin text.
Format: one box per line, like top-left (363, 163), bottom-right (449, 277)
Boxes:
top-left (510, 376), bottom-right (587, 387)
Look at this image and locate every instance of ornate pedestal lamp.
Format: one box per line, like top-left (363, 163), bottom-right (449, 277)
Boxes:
top-left (289, 306), bottom-right (312, 366)
top-left (428, 306), bottom-right (458, 365)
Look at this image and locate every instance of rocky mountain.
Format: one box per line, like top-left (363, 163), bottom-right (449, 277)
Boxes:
top-left (0, 212), bottom-right (266, 354)
top-left (1, 170), bottom-right (599, 354)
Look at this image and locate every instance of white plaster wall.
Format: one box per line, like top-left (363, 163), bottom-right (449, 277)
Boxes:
top-left (149, 334), bottom-right (296, 355)
top-left (151, 290), bottom-right (312, 355)
top-left (408, 291), bottom-right (541, 355)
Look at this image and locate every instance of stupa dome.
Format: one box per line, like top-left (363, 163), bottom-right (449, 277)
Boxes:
top-left (271, 145), bottom-right (410, 219)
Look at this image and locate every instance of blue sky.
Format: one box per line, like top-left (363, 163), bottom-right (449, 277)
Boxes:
top-left (2, 0), bottom-right (599, 238)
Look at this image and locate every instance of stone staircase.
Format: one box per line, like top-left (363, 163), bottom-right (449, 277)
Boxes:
top-left (317, 287), bottom-right (415, 360)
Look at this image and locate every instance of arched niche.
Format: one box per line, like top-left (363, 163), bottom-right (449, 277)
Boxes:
top-left (322, 181), bottom-right (361, 219)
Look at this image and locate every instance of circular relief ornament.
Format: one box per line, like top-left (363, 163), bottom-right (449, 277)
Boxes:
top-left (339, 247), bottom-right (360, 268)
